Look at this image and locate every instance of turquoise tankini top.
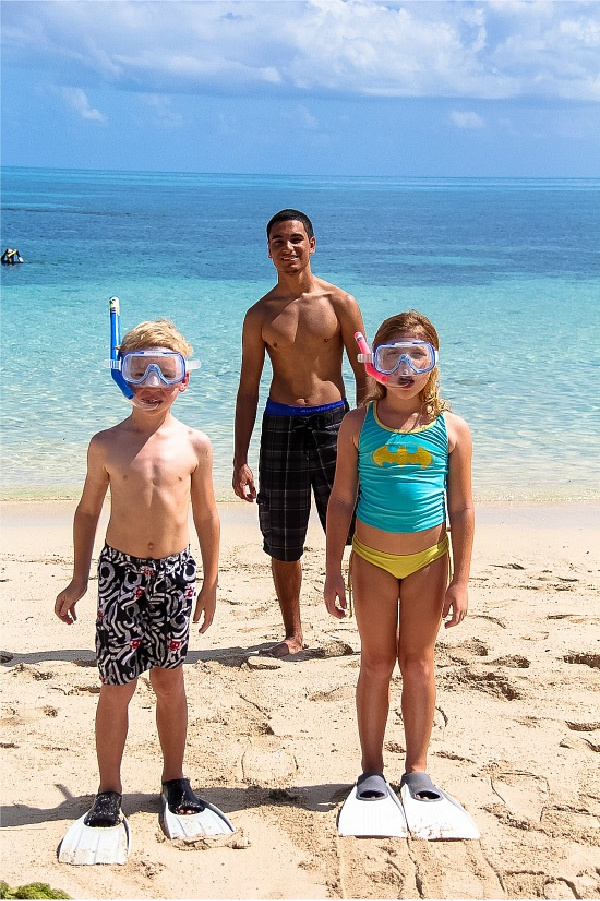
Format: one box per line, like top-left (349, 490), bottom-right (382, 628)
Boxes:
top-left (357, 402), bottom-right (448, 534)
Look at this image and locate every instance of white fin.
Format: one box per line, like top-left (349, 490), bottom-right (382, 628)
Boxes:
top-left (338, 780), bottom-right (409, 837)
top-left (400, 779), bottom-right (480, 840)
top-left (161, 791), bottom-right (234, 839)
top-left (58, 813), bottom-right (130, 865)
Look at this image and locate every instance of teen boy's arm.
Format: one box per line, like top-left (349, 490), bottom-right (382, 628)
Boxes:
top-left (191, 432), bottom-right (220, 633)
top-left (55, 434), bottom-right (109, 625)
top-left (334, 292), bottom-right (367, 406)
top-left (232, 306), bottom-right (266, 501)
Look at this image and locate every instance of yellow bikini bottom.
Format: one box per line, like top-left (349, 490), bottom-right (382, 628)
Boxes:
top-left (347, 534), bottom-right (451, 616)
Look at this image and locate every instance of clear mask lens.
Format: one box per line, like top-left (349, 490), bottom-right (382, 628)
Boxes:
top-left (121, 352), bottom-right (186, 385)
top-left (373, 342), bottom-right (436, 375)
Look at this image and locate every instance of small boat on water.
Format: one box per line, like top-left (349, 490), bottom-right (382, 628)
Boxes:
top-left (1, 247), bottom-right (24, 265)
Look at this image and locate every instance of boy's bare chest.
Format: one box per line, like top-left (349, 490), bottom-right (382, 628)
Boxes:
top-left (263, 298), bottom-right (340, 349)
top-left (108, 440), bottom-right (195, 489)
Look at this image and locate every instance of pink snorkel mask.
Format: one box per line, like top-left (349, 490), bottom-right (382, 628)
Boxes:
top-left (355, 331), bottom-right (438, 386)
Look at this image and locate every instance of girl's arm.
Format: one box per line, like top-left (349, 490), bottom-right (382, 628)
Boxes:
top-left (444, 413), bottom-right (475, 628)
top-left (191, 434), bottom-right (220, 633)
top-left (324, 410), bottom-right (362, 618)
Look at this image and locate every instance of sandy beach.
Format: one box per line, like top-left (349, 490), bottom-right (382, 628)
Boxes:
top-left (1, 499), bottom-right (599, 900)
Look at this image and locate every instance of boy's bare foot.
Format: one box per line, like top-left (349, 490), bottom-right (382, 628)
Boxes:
top-left (260, 637), bottom-right (304, 658)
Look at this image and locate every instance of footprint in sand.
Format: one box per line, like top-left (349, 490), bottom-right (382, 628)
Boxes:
top-left (469, 613), bottom-right (506, 629)
top-left (491, 771), bottom-right (549, 823)
top-left (442, 665), bottom-right (521, 700)
top-left (490, 654), bottom-right (530, 668)
top-left (438, 637), bottom-right (490, 666)
top-left (503, 873), bottom-right (577, 900)
top-left (563, 652), bottom-right (600, 669)
top-left (313, 640), bottom-right (354, 658)
top-left (241, 742), bottom-right (298, 785)
top-left (308, 685), bottom-right (354, 702)
top-left (9, 664), bottom-right (55, 681)
top-left (68, 684), bottom-right (101, 695)
top-left (548, 614), bottom-right (600, 625)
top-left (565, 720), bottom-right (600, 731)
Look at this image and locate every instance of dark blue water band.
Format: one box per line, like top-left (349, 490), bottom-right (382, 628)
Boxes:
top-left (265, 398), bottom-right (346, 417)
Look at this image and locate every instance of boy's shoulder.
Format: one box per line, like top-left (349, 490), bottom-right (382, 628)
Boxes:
top-left (171, 417), bottom-right (212, 448)
top-left (89, 419), bottom-right (130, 446)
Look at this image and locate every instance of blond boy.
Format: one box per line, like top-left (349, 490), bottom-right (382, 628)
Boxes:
top-left (56, 319), bottom-right (219, 825)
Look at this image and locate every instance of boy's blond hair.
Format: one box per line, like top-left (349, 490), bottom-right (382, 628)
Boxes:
top-left (119, 319), bottom-right (193, 357)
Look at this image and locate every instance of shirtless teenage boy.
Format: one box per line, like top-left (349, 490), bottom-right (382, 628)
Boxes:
top-left (232, 209), bottom-right (366, 657)
top-left (55, 319), bottom-right (219, 827)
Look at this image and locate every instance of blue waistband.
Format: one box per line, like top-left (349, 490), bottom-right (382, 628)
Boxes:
top-left (265, 398), bottom-right (346, 417)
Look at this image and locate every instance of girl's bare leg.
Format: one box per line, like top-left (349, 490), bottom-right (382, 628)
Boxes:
top-left (397, 553), bottom-right (448, 773)
top-left (352, 555), bottom-right (400, 775)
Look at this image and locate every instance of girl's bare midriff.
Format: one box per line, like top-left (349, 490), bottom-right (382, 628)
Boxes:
top-left (356, 518), bottom-right (447, 556)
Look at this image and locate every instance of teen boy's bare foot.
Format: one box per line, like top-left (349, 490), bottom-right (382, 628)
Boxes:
top-left (260, 637), bottom-right (304, 658)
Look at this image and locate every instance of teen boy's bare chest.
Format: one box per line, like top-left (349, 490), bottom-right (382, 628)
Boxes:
top-left (263, 296), bottom-right (341, 353)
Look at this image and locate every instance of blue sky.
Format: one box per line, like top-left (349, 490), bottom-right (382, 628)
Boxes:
top-left (2, 0), bottom-right (599, 176)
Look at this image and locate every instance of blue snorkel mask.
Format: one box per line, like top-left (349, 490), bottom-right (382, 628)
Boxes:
top-left (109, 296), bottom-right (134, 400)
top-left (107, 296), bottom-right (201, 408)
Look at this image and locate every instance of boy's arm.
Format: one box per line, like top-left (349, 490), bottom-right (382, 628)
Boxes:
top-left (232, 308), bottom-right (266, 501)
top-left (55, 436), bottom-right (109, 624)
top-left (444, 415), bottom-right (474, 629)
top-left (191, 433), bottom-right (220, 633)
top-left (337, 293), bottom-right (367, 406)
top-left (324, 411), bottom-right (361, 619)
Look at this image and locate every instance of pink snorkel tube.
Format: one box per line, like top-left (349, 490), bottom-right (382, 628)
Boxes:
top-left (355, 331), bottom-right (388, 384)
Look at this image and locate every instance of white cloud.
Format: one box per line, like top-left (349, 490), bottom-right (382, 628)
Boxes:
top-left (3, 1), bottom-right (599, 102)
top-left (61, 87), bottom-right (106, 122)
top-left (144, 94), bottom-right (183, 127)
top-left (451, 111), bottom-right (485, 130)
top-left (295, 104), bottom-right (319, 130)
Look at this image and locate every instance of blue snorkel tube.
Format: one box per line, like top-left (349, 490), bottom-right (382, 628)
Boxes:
top-left (109, 296), bottom-right (134, 400)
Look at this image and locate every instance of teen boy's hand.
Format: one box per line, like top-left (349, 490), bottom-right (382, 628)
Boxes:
top-left (193, 584), bottom-right (216, 633)
top-left (55, 581), bottom-right (88, 625)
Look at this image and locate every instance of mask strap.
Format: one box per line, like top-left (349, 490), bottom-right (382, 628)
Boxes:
top-left (109, 297), bottom-right (133, 400)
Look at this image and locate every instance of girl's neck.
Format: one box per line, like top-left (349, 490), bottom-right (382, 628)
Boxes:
top-left (377, 394), bottom-right (430, 430)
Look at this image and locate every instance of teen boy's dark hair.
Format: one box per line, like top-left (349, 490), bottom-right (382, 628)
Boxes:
top-left (266, 209), bottom-right (314, 241)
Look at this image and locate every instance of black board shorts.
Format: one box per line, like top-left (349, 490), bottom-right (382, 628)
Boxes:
top-left (95, 544), bottom-right (196, 686)
top-left (257, 400), bottom-right (351, 562)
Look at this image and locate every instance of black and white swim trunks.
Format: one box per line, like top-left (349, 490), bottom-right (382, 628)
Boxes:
top-left (96, 544), bottom-right (196, 686)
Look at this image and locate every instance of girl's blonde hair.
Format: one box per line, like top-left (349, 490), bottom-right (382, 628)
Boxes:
top-left (119, 319), bottom-right (193, 357)
top-left (362, 309), bottom-right (450, 418)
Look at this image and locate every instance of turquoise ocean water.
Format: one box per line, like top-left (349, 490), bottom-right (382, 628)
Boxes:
top-left (1, 166), bottom-right (599, 502)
